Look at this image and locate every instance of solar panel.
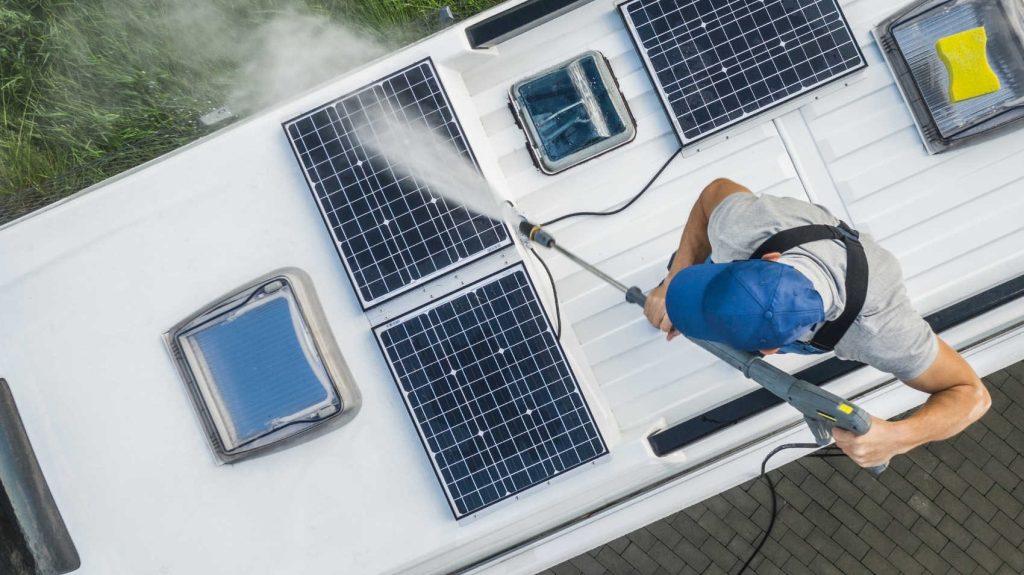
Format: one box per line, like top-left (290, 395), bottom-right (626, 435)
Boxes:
top-left (284, 59), bottom-right (511, 309)
top-left (621, 0), bottom-right (866, 146)
top-left (374, 264), bottom-right (607, 518)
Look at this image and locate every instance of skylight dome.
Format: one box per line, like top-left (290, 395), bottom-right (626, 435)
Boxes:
top-left (165, 269), bottom-right (359, 463)
top-left (510, 51), bottom-right (636, 174)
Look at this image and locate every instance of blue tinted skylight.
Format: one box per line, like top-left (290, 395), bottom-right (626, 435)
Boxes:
top-left (511, 51), bottom-right (635, 174)
top-left (191, 296), bottom-right (333, 447)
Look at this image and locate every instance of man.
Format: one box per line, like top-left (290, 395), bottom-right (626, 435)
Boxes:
top-left (643, 178), bottom-right (990, 469)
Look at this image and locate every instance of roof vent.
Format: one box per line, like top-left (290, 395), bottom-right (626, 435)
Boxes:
top-left (875, 0), bottom-right (1024, 153)
top-left (510, 51), bottom-right (636, 174)
top-left (165, 269), bottom-right (359, 463)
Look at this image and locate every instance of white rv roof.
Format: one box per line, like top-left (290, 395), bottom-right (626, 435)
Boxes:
top-left (2, 0), bottom-right (1024, 573)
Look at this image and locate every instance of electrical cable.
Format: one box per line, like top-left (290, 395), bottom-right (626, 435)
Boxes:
top-left (528, 246), bottom-right (561, 340)
top-left (540, 147), bottom-right (682, 227)
top-left (735, 443), bottom-right (849, 575)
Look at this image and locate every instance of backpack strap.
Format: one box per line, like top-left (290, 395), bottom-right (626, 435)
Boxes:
top-left (749, 221), bottom-right (868, 352)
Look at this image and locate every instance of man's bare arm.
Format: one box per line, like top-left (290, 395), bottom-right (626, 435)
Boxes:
top-left (834, 337), bottom-right (991, 467)
top-left (643, 178), bottom-right (750, 336)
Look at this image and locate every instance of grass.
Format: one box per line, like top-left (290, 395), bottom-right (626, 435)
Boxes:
top-left (0, 0), bottom-right (503, 219)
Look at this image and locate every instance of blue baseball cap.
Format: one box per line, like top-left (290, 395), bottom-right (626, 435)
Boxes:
top-left (664, 260), bottom-right (825, 351)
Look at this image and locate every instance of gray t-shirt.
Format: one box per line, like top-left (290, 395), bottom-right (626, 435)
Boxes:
top-left (707, 193), bottom-right (939, 381)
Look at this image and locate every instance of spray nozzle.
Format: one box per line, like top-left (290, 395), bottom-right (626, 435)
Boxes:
top-left (518, 218), bottom-right (556, 248)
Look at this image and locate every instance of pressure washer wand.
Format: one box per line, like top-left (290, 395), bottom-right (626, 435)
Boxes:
top-left (520, 218), bottom-right (886, 475)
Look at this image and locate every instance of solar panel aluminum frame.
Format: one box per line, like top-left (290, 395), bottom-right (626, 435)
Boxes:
top-left (618, 0), bottom-right (868, 152)
top-left (371, 263), bottom-right (608, 519)
top-left (282, 58), bottom-right (512, 310)
top-left (164, 268), bottom-right (361, 464)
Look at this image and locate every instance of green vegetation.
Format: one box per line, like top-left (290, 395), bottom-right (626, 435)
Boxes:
top-left (0, 0), bottom-right (502, 215)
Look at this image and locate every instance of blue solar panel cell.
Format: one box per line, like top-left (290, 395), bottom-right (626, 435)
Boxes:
top-left (621, 0), bottom-right (866, 146)
top-left (284, 59), bottom-right (511, 308)
top-left (375, 264), bottom-right (607, 518)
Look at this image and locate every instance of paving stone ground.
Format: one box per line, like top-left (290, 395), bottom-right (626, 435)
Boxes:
top-left (540, 361), bottom-right (1024, 575)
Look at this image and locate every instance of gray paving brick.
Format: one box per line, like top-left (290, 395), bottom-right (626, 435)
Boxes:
top-left (929, 440), bottom-right (967, 470)
top-left (594, 547), bottom-right (634, 575)
top-left (909, 447), bottom-right (942, 473)
top-left (704, 495), bottom-right (733, 519)
top-left (831, 524), bottom-right (869, 560)
top-left (781, 554), bottom-right (815, 574)
top-left (937, 515), bottom-right (974, 550)
top-left (913, 545), bottom-right (954, 575)
top-left (669, 537), bottom-right (710, 572)
top-left (964, 512), bottom-right (1000, 547)
top-left (990, 511), bottom-right (1024, 546)
top-left (725, 533), bottom-right (754, 564)
top-left (804, 500), bottom-right (841, 536)
top-left (607, 536), bottom-right (630, 554)
top-left (645, 540), bottom-right (683, 575)
top-left (569, 553), bottom-right (608, 575)
top-left (992, 538), bottom-right (1024, 572)
top-left (774, 476), bottom-right (811, 512)
top-left (647, 519), bottom-right (682, 549)
top-left (801, 475), bottom-right (838, 508)
top-left (779, 528), bottom-right (816, 566)
top-left (835, 552), bottom-right (872, 575)
top-left (935, 488), bottom-right (973, 523)
top-left (758, 535), bottom-right (791, 568)
top-left (939, 540), bottom-right (979, 574)
top-left (884, 492), bottom-right (920, 529)
top-left (622, 542), bottom-right (661, 575)
top-left (909, 491), bottom-right (947, 526)
top-left (829, 498), bottom-right (867, 533)
top-left (724, 507), bottom-right (761, 543)
top-left (859, 522), bottom-right (897, 556)
top-left (807, 553), bottom-right (845, 575)
top-left (961, 486), bottom-right (999, 521)
top-left (966, 539), bottom-right (1002, 574)
top-left (933, 462), bottom-right (971, 498)
top-left (888, 546), bottom-right (926, 575)
top-left (979, 409), bottom-right (1016, 441)
top-left (805, 527), bottom-right (842, 562)
top-left (906, 464), bottom-right (945, 499)
top-left (1009, 456), bottom-right (1024, 479)
top-left (979, 432), bottom-right (1017, 466)
top-left (802, 458), bottom-right (834, 484)
top-left (983, 458), bottom-right (1020, 492)
top-left (912, 516), bottom-right (949, 554)
top-left (780, 460), bottom-right (810, 486)
top-left (960, 460), bottom-right (997, 496)
top-left (701, 536), bottom-right (738, 571)
top-left (855, 492), bottom-right (895, 531)
top-left (628, 527), bottom-right (657, 552)
top-left (885, 515), bottom-right (923, 555)
top-left (722, 485), bottom-right (761, 517)
top-left (777, 505), bottom-right (814, 539)
top-left (668, 512), bottom-right (708, 548)
top-left (862, 549), bottom-right (898, 575)
top-left (750, 505), bottom-right (772, 530)
top-left (825, 471), bottom-right (864, 506)
top-left (879, 466), bottom-right (918, 500)
top-left (987, 485), bottom-right (1023, 519)
top-left (852, 470), bottom-right (890, 504)
top-left (955, 434), bottom-right (992, 469)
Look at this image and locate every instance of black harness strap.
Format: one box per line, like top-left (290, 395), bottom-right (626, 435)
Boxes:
top-left (749, 221), bottom-right (869, 352)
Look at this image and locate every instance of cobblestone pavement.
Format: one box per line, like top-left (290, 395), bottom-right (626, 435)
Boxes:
top-left (540, 362), bottom-right (1024, 575)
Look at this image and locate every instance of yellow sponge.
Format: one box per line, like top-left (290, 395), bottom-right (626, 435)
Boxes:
top-left (935, 27), bottom-right (1001, 102)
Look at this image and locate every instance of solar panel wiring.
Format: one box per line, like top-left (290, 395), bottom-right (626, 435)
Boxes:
top-left (521, 146), bottom-right (681, 341)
